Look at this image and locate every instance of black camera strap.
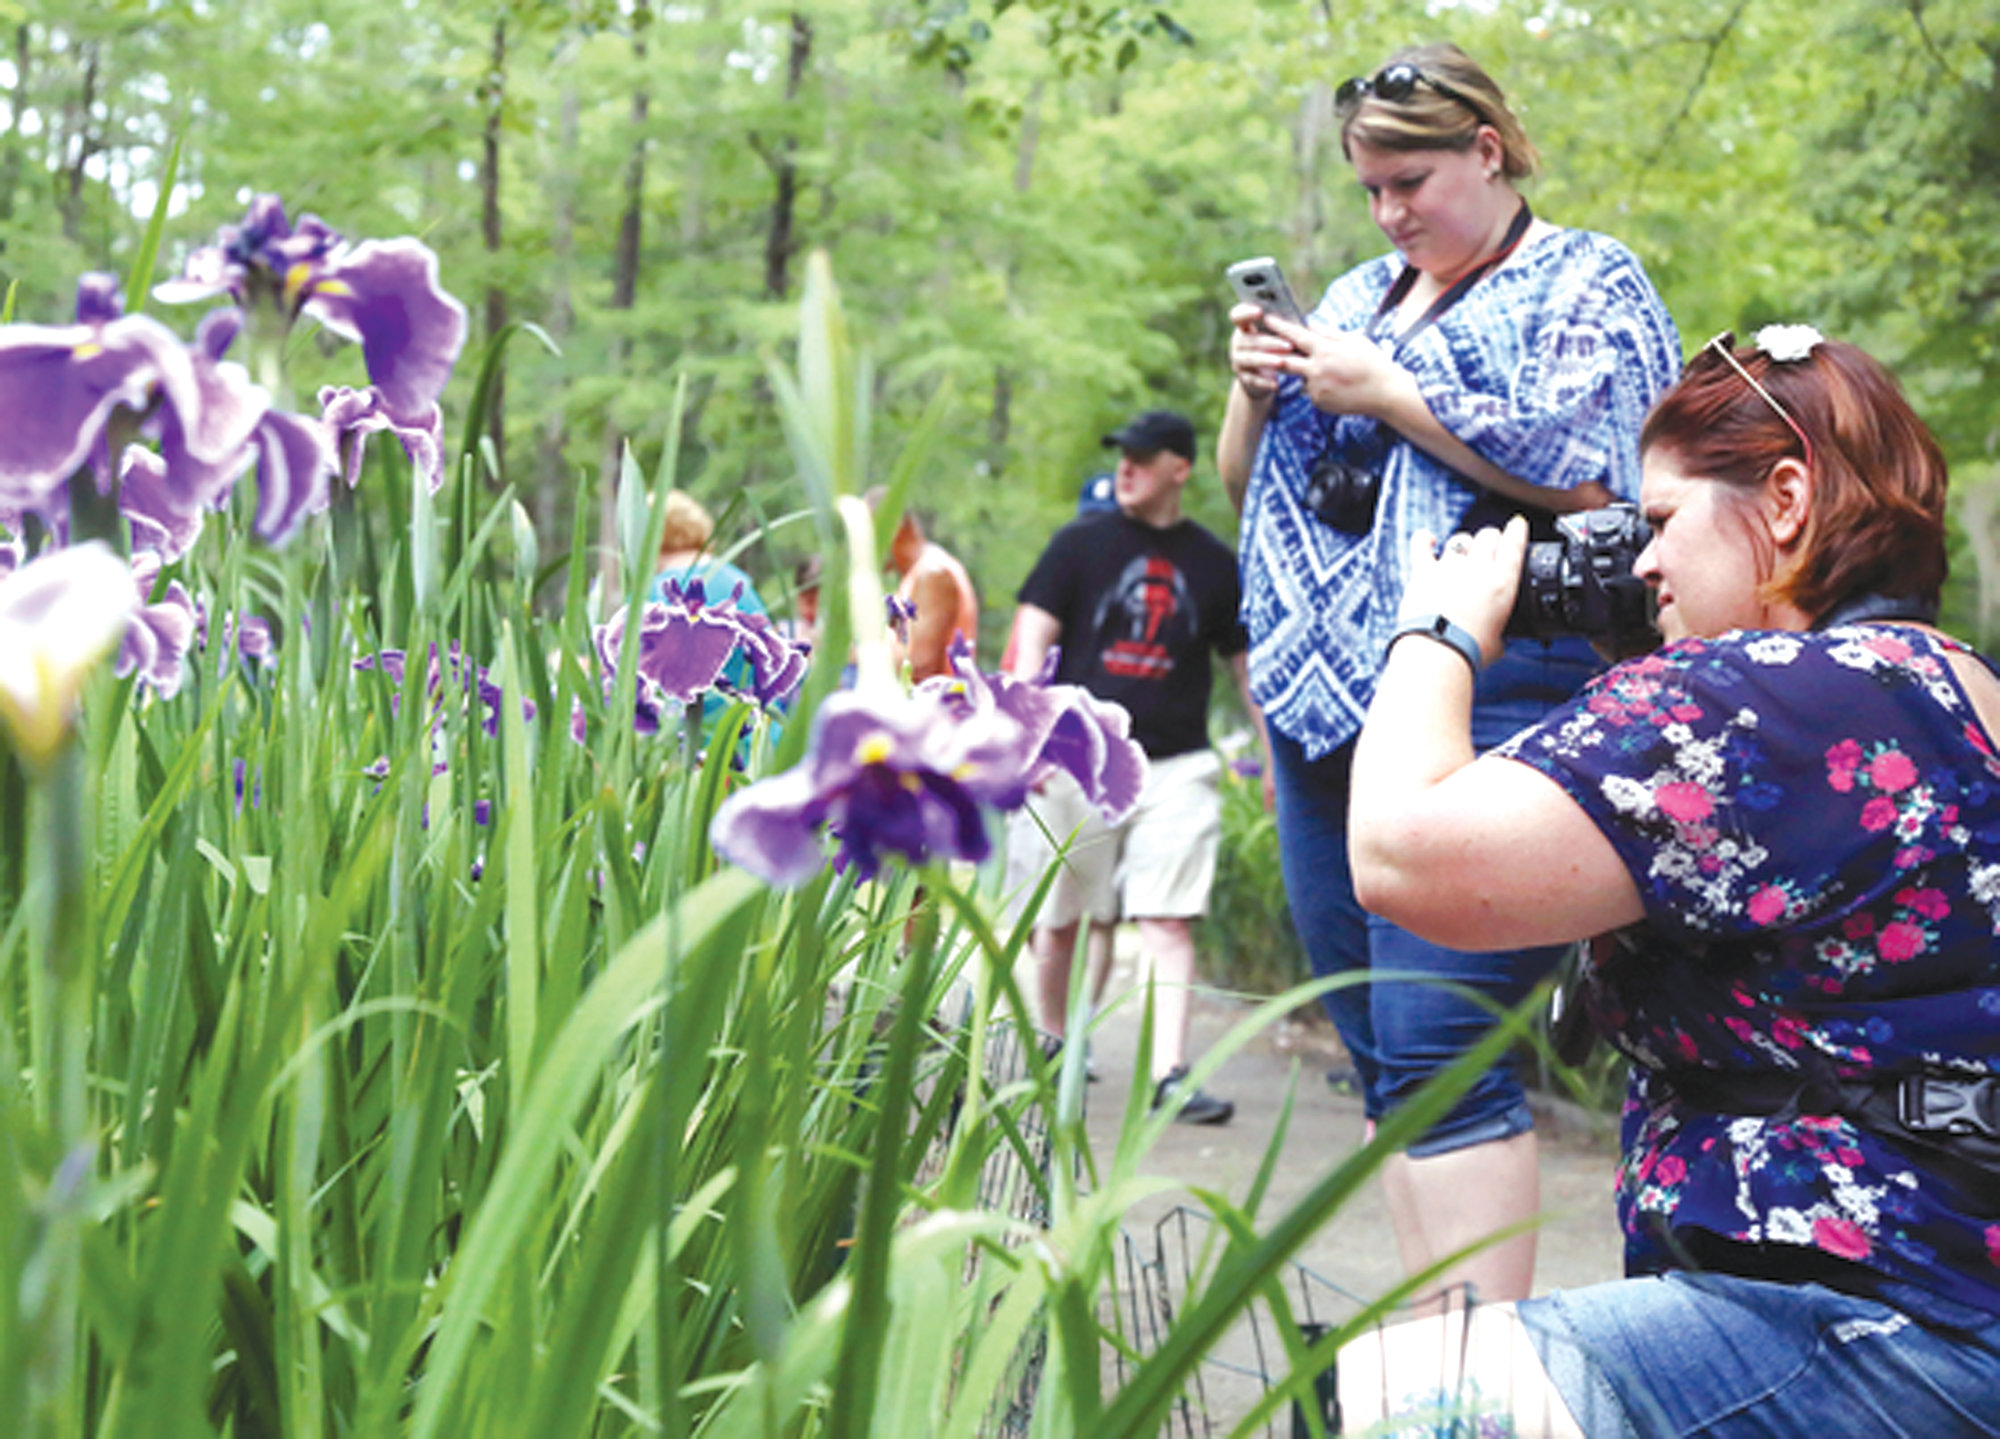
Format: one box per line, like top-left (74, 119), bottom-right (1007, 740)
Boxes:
top-left (1369, 200), bottom-right (1533, 348)
top-left (1654, 1063), bottom-right (2000, 1215)
top-left (1811, 592), bottom-right (1939, 629)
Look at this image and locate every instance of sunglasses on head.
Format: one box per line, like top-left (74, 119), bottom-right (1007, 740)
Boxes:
top-left (1334, 64), bottom-right (1492, 128)
top-left (1689, 331), bottom-right (1816, 472)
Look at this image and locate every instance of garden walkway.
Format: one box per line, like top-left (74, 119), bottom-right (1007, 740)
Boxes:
top-left (1066, 943), bottom-right (1626, 1430)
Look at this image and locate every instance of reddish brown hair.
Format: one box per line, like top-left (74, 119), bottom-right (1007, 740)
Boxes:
top-left (1639, 337), bottom-right (1948, 621)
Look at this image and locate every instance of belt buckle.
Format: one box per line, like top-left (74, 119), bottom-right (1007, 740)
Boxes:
top-left (1898, 1075), bottom-right (2000, 1138)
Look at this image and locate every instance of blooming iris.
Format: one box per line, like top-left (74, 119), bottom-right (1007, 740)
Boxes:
top-left (591, 578), bottom-right (810, 736)
top-left (319, 384), bottom-right (445, 494)
top-left (354, 641), bottom-right (534, 741)
top-left (157, 194), bottom-right (466, 431)
top-left (709, 686), bottom-right (1034, 886)
top-left (119, 552), bottom-right (198, 699)
top-left (0, 543), bottom-right (137, 769)
top-left (918, 638), bottom-right (1146, 822)
top-left (0, 275), bottom-right (264, 529)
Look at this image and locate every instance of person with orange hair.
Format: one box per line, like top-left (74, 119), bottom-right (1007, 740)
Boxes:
top-left (1339, 330), bottom-right (2000, 1436)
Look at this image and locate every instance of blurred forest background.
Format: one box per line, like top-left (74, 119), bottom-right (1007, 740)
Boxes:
top-left (5, 0), bottom-right (1997, 648)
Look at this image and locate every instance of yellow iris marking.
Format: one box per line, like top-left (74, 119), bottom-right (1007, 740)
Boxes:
top-left (72, 341), bottom-right (104, 360)
top-left (857, 732), bottom-right (893, 765)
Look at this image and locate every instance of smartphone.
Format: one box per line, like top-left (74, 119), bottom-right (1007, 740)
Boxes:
top-left (1226, 257), bottom-right (1307, 328)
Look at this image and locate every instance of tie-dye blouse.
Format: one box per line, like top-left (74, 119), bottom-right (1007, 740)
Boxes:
top-left (1496, 623), bottom-right (2000, 1321)
top-left (1240, 228), bottom-right (1680, 758)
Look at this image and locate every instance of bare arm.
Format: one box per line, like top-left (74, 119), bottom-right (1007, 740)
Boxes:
top-left (1008, 603), bottom-right (1063, 681)
top-left (905, 567), bottom-right (961, 681)
top-left (1218, 302), bottom-right (1292, 513)
top-left (1264, 314), bottom-right (1611, 516)
top-left (1348, 519), bottom-right (1642, 948)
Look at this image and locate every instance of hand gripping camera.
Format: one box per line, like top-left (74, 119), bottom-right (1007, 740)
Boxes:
top-left (1505, 503), bottom-right (1657, 654)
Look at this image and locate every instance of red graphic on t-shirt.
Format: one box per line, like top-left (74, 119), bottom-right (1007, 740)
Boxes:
top-left (1103, 556), bottom-right (1183, 679)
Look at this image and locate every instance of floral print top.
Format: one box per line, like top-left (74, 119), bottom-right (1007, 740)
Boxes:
top-left (1495, 623), bottom-right (2000, 1320)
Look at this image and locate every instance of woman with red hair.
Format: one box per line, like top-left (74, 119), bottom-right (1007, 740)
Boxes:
top-left (1341, 330), bottom-right (2000, 1435)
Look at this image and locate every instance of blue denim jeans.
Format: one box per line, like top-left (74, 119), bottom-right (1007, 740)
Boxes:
top-left (1270, 636), bottom-right (1599, 1155)
top-left (1518, 1271), bottom-right (2000, 1437)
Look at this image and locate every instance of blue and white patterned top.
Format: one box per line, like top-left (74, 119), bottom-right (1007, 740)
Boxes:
top-left (1241, 228), bottom-right (1682, 758)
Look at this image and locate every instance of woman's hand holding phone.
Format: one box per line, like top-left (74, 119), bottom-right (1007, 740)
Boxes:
top-left (1229, 302), bottom-right (1297, 401)
top-left (1263, 313), bottom-right (1410, 420)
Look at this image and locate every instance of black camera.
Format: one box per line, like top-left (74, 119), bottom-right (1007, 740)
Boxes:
top-left (1302, 453), bottom-right (1381, 535)
top-left (1506, 502), bottom-right (1656, 652)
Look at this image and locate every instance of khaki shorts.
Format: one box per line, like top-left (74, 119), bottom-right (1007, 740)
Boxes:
top-left (1003, 748), bottom-right (1222, 927)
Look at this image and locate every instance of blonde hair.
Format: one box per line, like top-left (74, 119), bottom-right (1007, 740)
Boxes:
top-left (658, 490), bottom-right (714, 556)
top-left (1339, 42), bottom-right (1538, 181)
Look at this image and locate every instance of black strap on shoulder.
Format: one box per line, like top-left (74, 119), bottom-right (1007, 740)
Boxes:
top-left (1369, 201), bottom-right (1533, 348)
top-left (1811, 592), bottom-right (1939, 630)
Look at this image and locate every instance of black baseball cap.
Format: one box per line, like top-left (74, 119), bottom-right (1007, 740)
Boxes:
top-left (1102, 410), bottom-right (1196, 462)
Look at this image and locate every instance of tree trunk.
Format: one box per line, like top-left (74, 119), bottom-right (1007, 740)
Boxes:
top-left (756, 12), bottom-right (813, 302)
top-left (59, 41), bottom-right (98, 244)
top-left (536, 80), bottom-right (579, 554)
top-left (480, 16), bottom-right (508, 483)
top-left (987, 83), bottom-right (1041, 477)
top-left (598, 0), bottom-right (653, 592)
top-left (1292, 80), bottom-right (1334, 272)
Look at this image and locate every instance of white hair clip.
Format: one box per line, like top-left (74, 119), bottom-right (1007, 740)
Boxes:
top-left (1753, 324), bottom-right (1824, 363)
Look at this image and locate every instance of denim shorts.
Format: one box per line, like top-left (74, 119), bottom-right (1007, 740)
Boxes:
top-left (1269, 636), bottom-right (1597, 1155)
top-left (1515, 1271), bottom-right (2000, 1437)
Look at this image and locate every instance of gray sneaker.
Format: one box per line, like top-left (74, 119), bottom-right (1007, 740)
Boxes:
top-left (1152, 1066), bottom-right (1234, 1125)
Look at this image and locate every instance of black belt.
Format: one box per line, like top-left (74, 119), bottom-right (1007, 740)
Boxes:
top-left (1654, 1067), bottom-right (2000, 1216)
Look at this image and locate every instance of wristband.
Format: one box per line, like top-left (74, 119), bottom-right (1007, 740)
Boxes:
top-left (1388, 613), bottom-right (1484, 675)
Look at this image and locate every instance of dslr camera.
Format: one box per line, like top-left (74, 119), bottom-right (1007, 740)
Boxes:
top-left (1506, 503), bottom-right (1656, 653)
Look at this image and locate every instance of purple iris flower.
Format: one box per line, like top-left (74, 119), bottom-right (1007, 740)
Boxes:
top-left (918, 637), bottom-right (1146, 823)
top-left (119, 447), bottom-right (206, 561)
top-left (247, 407), bottom-right (335, 544)
top-left (156, 196), bottom-right (466, 426)
top-left (118, 552), bottom-right (197, 699)
top-left (233, 613), bottom-right (274, 666)
top-left (232, 758), bottom-right (263, 814)
top-left (197, 603), bottom-right (277, 677)
top-left (709, 685), bottom-right (1034, 886)
top-left (309, 240), bottom-right (467, 426)
top-left (354, 642), bottom-right (533, 741)
top-left (319, 384), bottom-right (444, 493)
top-left (726, 607), bottom-right (811, 708)
top-left (595, 590), bottom-right (749, 709)
top-left (145, 307), bottom-right (270, 532)
top-left (0, 275), bottom-right (261, 526)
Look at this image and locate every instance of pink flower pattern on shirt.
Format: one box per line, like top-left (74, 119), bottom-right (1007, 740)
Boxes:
top-left (1498, 625), bottom-right (2000, 1319)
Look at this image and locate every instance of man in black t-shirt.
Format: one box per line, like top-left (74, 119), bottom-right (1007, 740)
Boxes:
top-left (1007, 410), bottom-right (1271, 1125)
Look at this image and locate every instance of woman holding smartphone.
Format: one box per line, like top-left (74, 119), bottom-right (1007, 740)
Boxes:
top-left (1215, 41), bottom-right (1680, 1303)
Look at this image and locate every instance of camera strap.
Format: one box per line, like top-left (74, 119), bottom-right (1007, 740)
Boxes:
top-left (1654, 1063), bottom-right (2000, 1214)
top-left (1369, 200), bottom-right (1534, 348)
top-left (1811, 592), bottom-right (1939, 629)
